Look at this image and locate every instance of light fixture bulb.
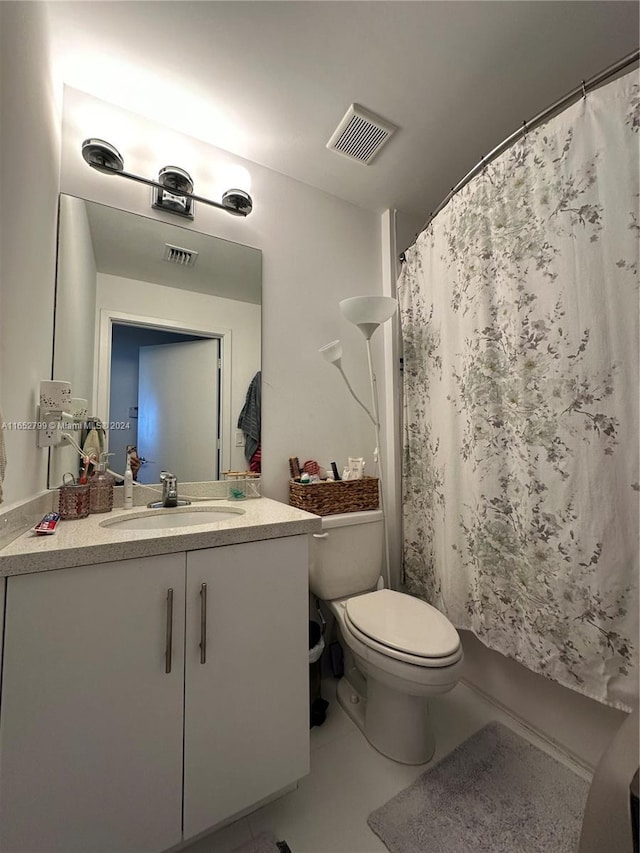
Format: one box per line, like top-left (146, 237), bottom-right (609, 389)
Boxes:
top-left (157, 166), bottom-right (194, 194)
top-left (153, 166), bottom-right (195, 218)
top-left (221, 189), bottom-right (253, 216)
top-left (81, 138), bottom-right (124, 174)
top-left (339, 296), bottom-right (398, 340)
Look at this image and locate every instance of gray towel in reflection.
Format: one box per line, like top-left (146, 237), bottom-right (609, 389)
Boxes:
top-left (237, 371), bottom-right (261, 464)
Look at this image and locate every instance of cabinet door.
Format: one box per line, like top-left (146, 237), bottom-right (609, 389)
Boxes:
top-left (184, 536), bottom-right (310, 839)
top-left (0, 554), bottom-right (185, 853)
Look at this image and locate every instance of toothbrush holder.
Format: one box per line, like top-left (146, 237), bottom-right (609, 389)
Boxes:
top-left (58, 474), bottom-right (90, 519)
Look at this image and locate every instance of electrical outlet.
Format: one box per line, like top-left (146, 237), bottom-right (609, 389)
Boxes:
top-left (37, 408), bottom-right (61, 448)
top-left (235, 430), bottom-right (245, 447)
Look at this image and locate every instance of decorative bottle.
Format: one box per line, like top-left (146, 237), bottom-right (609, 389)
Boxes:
top-left (88, 452), bottom-right (115, 513)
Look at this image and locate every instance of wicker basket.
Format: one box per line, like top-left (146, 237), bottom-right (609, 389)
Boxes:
top-left (289, 476), bottom-right (379, 516)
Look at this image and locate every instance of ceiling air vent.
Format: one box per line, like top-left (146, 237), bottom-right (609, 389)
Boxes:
top-left (162, 244), bottom-right (199, 267)
top-left (326, 104), bottom-right (397, 164)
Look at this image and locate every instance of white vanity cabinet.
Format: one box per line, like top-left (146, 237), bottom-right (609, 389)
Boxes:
top-left (0, 552), bottom-right (186, 853)
top-left (183, 537), bottom-right (310, 838)
top-left (0, 535), bottom-right (310, 853)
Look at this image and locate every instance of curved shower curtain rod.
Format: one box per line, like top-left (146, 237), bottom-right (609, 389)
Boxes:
top-left (400, 48), bottom-right (640, 262)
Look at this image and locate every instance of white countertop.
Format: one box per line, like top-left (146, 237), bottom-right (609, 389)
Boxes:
top-left (0, 498), bottom-right (322, 577)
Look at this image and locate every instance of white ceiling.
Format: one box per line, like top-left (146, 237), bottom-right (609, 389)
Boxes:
top-left (47, 1), bottom-right (639, 220)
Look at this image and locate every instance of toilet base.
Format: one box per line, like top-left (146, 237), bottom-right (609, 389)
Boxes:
top-left (336, 673), bottom-right (436, 765)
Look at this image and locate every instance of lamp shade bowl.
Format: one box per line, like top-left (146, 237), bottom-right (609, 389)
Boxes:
top-left (339, 296), bottom-right (398, 340)
top-left (319, 339), bottom-right (343, 366)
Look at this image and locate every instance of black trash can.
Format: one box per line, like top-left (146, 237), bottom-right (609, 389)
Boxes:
top-left (309, 621), bottom-right (328, 728)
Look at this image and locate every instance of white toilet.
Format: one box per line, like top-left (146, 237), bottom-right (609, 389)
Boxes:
top-left (309, 509), bottom-right (463, 765)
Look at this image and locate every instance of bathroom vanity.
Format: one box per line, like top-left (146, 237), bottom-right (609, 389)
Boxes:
top-left (0, 498), bottom-right (320, 853)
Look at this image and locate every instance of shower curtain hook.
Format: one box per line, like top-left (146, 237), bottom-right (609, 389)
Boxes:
top-left (522, 120), bottom-right (528, 139)
top-left (582, 79), bottom-right (587, 99)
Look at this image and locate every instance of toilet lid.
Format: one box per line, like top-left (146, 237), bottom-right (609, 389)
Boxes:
top-left (345, 589), bottom-right (460, 658)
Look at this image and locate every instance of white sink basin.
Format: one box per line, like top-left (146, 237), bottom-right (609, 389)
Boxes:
top-left (100, 506), bottom-right (245, 531)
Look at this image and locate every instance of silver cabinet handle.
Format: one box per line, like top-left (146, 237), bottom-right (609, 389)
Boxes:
top-left (199, 582), bottom-right (207, 664)
top-left (312, 533), bottom-right (329, 539)
top-left (165, 588), bottom-right (174, 674)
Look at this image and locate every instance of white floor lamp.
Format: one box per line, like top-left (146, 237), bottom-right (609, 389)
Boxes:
top-left (320, 295), bottom-right (398, 589)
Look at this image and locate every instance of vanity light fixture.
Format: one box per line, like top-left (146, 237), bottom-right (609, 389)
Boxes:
top-left (81, 139), bottom-right (253, 218)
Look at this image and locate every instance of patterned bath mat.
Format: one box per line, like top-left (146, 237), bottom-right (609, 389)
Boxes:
top-left (232, 830), bottom-right (291, 853)
top-left (368, 722), bottom-right (589, 853)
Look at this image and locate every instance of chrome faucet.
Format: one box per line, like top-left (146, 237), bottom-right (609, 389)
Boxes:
top-left (147, 471), bottom-right (191, 508)
top-left (161, 471), bottom-right (179, 507)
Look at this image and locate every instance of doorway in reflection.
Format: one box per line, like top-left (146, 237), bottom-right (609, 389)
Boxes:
top-left (110, 323), bottom-right (221, 484)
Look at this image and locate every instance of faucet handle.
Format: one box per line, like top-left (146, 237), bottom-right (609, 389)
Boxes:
top-left (159, 471), bottom-right (179, 507)
top-left (160, 471), bottom-right (177, 493)
top-left (160, 471), bottom-right (177, 485)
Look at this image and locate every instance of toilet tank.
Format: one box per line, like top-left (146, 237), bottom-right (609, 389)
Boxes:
top-left (309, 510), bottom-right (384, 601)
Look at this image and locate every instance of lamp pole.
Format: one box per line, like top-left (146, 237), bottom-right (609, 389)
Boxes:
top-left (365, 337), bottom-right (392, 591)
top-left (323, 295), bottom-right (398, 592)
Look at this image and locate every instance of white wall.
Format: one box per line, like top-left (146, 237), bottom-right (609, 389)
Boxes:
top-left (395, 210), bottom-right (425, 260)
top-left (50, 195), bottom-right (98, 486)
top-left (60, 88), bottom-right (382, 503)
top-left (55, 195), bottom-right (97, 399)
top-left (461, 632), bottom-right (627, 769)
top-left (380, 208), bottom-right (425, 588)
top-left (0, 2), bottom-right (61, 506)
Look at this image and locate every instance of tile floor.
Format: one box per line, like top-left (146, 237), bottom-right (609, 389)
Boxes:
top-left (182, 677), bottom-right (592, 853)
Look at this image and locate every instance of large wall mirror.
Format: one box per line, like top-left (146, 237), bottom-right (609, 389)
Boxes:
top-left (50, 194), bottom-right (261, 488)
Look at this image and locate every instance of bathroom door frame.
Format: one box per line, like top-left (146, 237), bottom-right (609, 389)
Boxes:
top-left (95, 308), bottom-right (233, 477)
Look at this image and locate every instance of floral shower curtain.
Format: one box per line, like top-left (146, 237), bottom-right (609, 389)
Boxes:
top-left (398, 71), bottom-right (638, 712)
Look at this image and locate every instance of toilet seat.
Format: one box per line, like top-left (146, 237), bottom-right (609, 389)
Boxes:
top-left (343, 616), bottom-right (463, 668)
top-left (344, 589), bottom-right (462, 668)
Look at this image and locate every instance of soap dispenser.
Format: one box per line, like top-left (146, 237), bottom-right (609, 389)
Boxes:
top-left (89, 452), bottom-right (115, 513)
